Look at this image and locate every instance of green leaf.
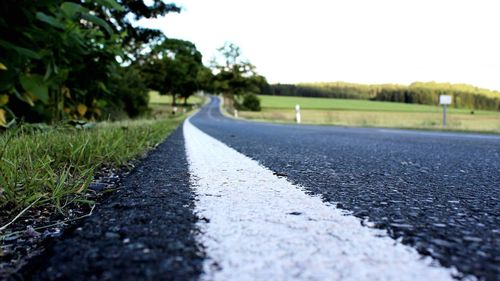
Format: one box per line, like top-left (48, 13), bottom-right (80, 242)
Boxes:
top-left (96, 99), bottom-right (108, 108)
top-left (44, 62), bottom-right (53, 80)
top-left (97, 81), bottom-right (111, 94)
top-left (0, 62), bottom-right (7, 70)
top-left (91, 0), bottom-right (125, 11)
top-left (80, 13), bottom-right (113, 34)
top-left (19, 74), bottom-right (49, 104)
top-left (60, 2), bottom-right (88, 18)
top-left (0, 39), bottom-right (42, 60)
top-left (12, 88), bottom-right (34, 106)
top-left (36, 12), bottom-right (65, 29)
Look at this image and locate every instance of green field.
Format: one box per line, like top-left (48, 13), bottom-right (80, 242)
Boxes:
top-left (259, 95), bottom-right (494, 114)
top-left (238, 95), bottom-right (500, 133)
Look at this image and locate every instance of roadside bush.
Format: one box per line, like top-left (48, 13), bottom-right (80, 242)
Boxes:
top-left (239, 93), bottom-right (261, 111)
top-left (0, 0), bottom-right (181, 126)
top-left (110, 66), bottom-right (150, 118)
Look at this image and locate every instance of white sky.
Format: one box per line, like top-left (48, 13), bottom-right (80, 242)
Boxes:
top-left (137, 0), bottom-right (500, 91)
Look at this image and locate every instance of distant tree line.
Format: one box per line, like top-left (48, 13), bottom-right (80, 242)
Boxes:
top-left (264, 82), bottom-right (376, 100)
top-left (265, 82), bottom-right (500, 111)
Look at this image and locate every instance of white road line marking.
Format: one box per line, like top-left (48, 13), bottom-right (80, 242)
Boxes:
top-left (184, 118), bottom-right (458, 281)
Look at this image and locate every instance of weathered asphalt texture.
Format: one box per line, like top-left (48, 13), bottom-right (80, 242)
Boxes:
top-left (190, 97), bottom-right (500, 281)
top-left (16, 127), bottom-right (204, 281)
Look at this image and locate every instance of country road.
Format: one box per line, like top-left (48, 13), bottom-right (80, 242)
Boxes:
top-left (19, 96), bottom-right (499, 281)
top-left (189, 97), bottom-right (500, 280)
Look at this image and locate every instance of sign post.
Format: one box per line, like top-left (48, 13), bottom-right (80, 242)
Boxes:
top-left (439, 95), bottom-right (452, 128)
top-left (295, 104), bottom-right (301, 124)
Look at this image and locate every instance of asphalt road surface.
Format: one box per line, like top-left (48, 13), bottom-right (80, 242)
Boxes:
top-left (189, 97), bottom-right (500, 281)
top-left (18, 96), bottom-right (499, 281)
top-left (18, 128), bottom-right (205, 281)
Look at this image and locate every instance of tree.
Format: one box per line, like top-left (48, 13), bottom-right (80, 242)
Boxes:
top-left (196, 66), bottom-right (216, 95)
top-left (104, 0), bottom-right (181, 60)
top-left (142, 38), bottom-right (204, 107)
top-left (211, 42), bottom-right (268, 110)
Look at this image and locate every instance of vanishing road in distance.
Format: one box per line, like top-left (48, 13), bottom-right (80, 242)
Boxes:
top-left (189, 97), bottom-right (499, 280)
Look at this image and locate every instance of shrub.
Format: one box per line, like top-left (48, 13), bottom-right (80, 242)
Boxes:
top-left (240, 93), bottom-right (261, 111)
top-left (110, 66), bottom-right (150, 119)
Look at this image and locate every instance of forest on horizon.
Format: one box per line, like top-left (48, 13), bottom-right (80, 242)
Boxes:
top-left (264, 81), bottom-right (500, 111)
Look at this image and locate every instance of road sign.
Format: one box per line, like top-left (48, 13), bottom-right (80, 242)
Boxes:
top-left (439, 95), bottom-right (452, 105)
top-left (439, 95), bottom-right (452, 128)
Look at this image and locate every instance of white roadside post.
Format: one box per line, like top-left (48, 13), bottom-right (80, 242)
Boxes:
top-left (234, 109), bottom-right (238, 118)
top-left (439, 95), bottom-right (452, 128)
top-left (295, 104), bottom-right (301, 124)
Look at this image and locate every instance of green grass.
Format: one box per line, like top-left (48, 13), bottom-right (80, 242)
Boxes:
top-left (238, 95), bottom-right (500, 133)
top-left (259, 95), bottom-right (495, 115)
top-left (0, 115), bottom-right (186, 214)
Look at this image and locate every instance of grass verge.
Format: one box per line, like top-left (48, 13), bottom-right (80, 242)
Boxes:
top-left (0, 115), bottom-right (186, 218)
